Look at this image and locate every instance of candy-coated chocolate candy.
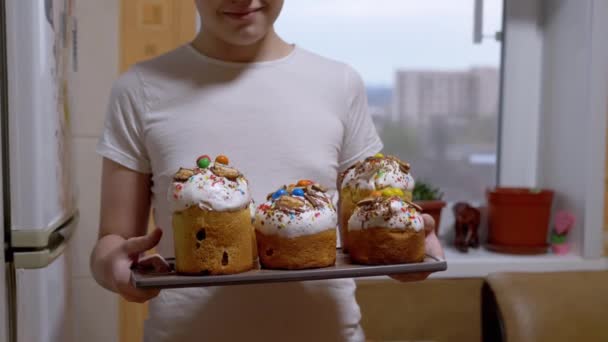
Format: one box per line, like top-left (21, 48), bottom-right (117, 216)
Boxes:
top-left (215, 155), bottom-right (229, 165)
top-left (380, 188), bottom-right (393, 197)
top-left (374, 153), bottom-right (384, 158)
top-left (381, 188), bottom-right (403, 197)
top-left (292, 188), bottom-right (305, 197)
top-left (296, 179), bottom-right (313, 187)
top-left (392, 188), bottom-right (405, 197)
top-left (196, 155), bottom-right (211, 169)
top-left (271, 188), bottom-right (287, 200)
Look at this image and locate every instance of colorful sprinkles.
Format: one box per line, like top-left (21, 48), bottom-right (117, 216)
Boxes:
top-left (353, 196), bottom-right (423, 231)
top-left (170, 154), bottom-right (250, 212)
top-left (256, 180), bottom-right (335, 231)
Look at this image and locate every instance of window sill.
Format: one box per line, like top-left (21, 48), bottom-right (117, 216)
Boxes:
top-left (433, 245), bottom-right (607, 278)
top-left (355, 244), bottom-right (607, 283)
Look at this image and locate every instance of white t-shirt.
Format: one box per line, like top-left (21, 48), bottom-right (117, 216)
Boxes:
top-left (97, 44), bottom-right (383, 342)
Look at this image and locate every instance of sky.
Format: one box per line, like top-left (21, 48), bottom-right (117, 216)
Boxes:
top-left (275, 0), bottom-right (503, 86)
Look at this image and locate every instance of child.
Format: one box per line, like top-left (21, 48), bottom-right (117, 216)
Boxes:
top-left (90, 0), bottom-right (444, 340)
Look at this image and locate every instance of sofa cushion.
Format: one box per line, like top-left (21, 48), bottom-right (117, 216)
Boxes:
top-left (484, 271), bottom-right (608, 342)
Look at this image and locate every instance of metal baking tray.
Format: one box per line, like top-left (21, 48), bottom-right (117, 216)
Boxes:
top-left (132, 250), bottom-right (447, 289)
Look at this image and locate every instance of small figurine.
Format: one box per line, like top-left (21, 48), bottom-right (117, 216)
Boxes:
top-left (453, 202), bottom-right (481, 253)
top-left (551, 211), bottom-right (575, 254)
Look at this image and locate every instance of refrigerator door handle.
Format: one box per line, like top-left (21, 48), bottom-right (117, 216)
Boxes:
top-left (12, 212), bottom-right (79, 269)
top-left (10, 208), bottom-right (79, 248)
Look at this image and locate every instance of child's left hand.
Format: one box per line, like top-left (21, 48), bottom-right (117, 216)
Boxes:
top-left (390, 214), bottom-right (445, 282)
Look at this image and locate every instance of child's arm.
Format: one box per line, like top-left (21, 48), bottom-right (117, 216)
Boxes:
top-left (90, 158), bottom-right (161, 302)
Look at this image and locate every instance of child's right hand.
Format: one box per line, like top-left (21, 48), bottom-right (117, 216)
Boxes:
top-left (101, 228), bottom-right (165, 303)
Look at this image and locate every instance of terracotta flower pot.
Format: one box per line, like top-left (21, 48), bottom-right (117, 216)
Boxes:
top-left (486, 187), bottom-right (554, 254)
top-left (415, 200), bottom-right (446, 234)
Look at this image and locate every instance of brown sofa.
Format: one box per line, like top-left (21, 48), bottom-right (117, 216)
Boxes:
top-left (355, 271), bottom-right (608, 342)
top-left (356, 278), bottom-right (485, 341)
top-left (482, 271), bottom-right (608, 342)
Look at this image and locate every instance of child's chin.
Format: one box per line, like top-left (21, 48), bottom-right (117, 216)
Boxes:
top-left (231, 28), bottom-right (269, 45)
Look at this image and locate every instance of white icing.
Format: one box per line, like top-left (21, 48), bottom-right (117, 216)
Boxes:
top-left (253, 193), bottom-right (337, 239)
top-left (248, 200), bottom-right (256, 218)
top-left (348, 198), bottom-right (424, 232)
top-left (169, 163), bottom-right (251, 212)
top-left (341, 158), bottom-right (415, 191)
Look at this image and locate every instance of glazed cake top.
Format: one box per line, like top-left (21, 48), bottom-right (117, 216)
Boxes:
top-left (169, 154), bottom-right (251, 212)
top-left (348, 194), bottom-right (424, 232)
top-left (253, 180), bottom-right (337, 238)
top-left (339, 153), bottom-right (415, 192)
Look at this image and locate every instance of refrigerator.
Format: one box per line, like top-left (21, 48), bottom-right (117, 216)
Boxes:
top-left (1, 1), bottom-right (78, 341)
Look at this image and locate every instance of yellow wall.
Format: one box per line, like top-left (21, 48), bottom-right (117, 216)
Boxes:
top-left (71, 0), bottom-right (121, 340)
top-left (118, 1), bottom-right (196, 341)
top-left (120, 0), bottom-right (196, 72)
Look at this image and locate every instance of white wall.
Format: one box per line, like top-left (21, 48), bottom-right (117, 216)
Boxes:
top-left (69, 0), bottom-right (120, 341)
top-left (537, 0), bottom-right (607, 258)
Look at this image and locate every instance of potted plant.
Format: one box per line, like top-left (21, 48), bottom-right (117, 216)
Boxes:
top-left (413, 181), bottom-right (446, 234)
top-left (486, 187), bottom-right (554, 254)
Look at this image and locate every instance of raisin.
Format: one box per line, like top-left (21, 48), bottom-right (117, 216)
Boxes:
top-left (196, 229), bottom-right (206, 241)
top-left (222, 251), bottom-right (229, 265)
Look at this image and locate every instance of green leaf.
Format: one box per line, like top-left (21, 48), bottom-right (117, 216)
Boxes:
top-left (413, 180), bottom-right (444, 201)
top-left (550, 233), bottom-right (567, 244)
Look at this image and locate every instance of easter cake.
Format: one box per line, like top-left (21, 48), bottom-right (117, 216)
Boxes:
top-left (347, 194), bottom-right (425, 265)
top-left (253, 180), bottom-right (337, 270)
top-left (338, 153), bottom-right (415, 252)
top-left (169, 154), bottom-right (254, 275)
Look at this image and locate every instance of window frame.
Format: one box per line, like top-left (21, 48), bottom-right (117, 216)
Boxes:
top-left (498, 0), bottom-right (607, 260)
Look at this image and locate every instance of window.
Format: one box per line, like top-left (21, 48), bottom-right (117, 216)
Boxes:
top-left (276, 0), bottom-right (504, 203)
top-left (277, 1), bottom-right (608, 270)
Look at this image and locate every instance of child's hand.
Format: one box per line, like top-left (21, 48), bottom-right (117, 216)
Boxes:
top-left (390, 214), bottom-right (445, 282)
top-left (104, 228), bottom-right (164, 303)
